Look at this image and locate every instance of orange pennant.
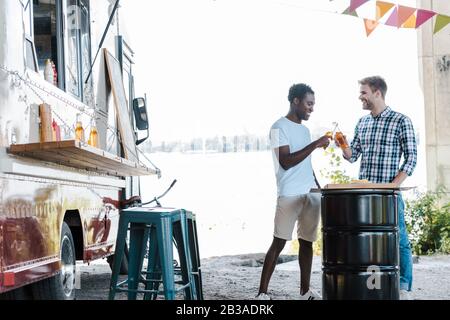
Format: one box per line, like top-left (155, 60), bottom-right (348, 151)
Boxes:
top-left (402, 13), bottom-right (417, 28)
top-left (397, 5), bottom-right (416, 28)
top-left (376, 1), bottom-right (395, 21)
top-left (364, 18), bottom-right (379, 36)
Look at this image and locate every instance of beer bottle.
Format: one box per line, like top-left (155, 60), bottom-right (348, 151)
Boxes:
top-left (335, 131), bottom-right (349, 149)
top-left (87, 118), bottom-right (99, 148)
top-left (75, 114), bottom-right (85, 142)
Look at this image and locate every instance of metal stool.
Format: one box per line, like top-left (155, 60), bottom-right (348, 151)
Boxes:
top-left (108, 207), bottom-right (197, 300)
top-left (145, 211), bottom-right (203, 300)
top-left (186, 211), bottom-right (203, 299)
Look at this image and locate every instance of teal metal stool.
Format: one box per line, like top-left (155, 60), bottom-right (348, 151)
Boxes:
top-left (144, 211), bottom-right (203, 300)
top-left (186, 211), bottom-right (203, 300)
top-left (108, 207), bottom-right (197, 300)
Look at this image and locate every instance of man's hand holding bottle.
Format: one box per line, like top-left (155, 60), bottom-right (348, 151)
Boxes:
top-left (334, 132), bottom-right (349, 150)
top-left (333, 131), bottom-right (352, 159)
top-left (315, 135), bottom-right (331, 149)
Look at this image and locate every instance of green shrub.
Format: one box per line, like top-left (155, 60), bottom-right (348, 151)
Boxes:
top-left (288, 223), bottom-right (323, 256)
top-left (440, 233), bottom-right (450, 254)
top-left (404, 187), bottom-right (450, 255)
top-left (320, 147), bottom-right (353, 184)
top-left (313, 226), bottom-right (323, 256)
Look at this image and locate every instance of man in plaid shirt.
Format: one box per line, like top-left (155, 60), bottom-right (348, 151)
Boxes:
top-left (338, 76), bottom-right (417, 299)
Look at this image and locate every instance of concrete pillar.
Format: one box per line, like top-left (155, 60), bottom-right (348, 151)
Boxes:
top-left (417, 0), bottom-right (450, 195)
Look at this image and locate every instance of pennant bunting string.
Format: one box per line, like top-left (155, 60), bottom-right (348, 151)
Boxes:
top-left (415, 9), bottom-right (437, 28)
top-left (350, 0), bottom-right (371, 12)
top-left (384, 6), bottom-right (398, 27)
top-left (364, 18), bottom-right (379, 36)
top-left (397, 6), bottom-right (416, 28)
top-left (433, 14), bottom-right (450, 34)
top-left (376, 1), bottom-right (395, 21)
top-left (402, 13), bottom-right (417, 28)
top-left (338, 0), bottom-right (449, 35)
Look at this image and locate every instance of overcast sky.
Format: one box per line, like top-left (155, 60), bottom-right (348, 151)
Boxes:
top-left (120, 0), bottom-right (425, 145)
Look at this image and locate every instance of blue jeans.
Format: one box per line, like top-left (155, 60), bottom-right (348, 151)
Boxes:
top-left (398, 194), bottom-right (413, 291)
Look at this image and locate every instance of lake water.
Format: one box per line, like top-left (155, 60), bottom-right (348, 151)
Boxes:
top-left (139, 150), bottom-right (427, 258)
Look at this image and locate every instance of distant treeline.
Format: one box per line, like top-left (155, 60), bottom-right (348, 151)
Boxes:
top-left (143, 134), bottom-right (271, 153)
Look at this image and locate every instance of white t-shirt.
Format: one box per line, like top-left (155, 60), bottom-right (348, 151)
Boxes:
top-left (270, 117), bottom-right (316, 197)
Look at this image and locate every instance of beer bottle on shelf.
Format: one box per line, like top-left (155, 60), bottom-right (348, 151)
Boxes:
top-left (75, 114), bottom-right (85, 142)
top-left (87, 118), bottom-right (99, 148)
top-left (44, 59), bottom-right (54, 84)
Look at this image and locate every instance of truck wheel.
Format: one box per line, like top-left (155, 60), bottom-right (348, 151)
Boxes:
top-left (107, 243), bottom-right (129, 275)
top-left (31, 222), bottom-right (76, 300)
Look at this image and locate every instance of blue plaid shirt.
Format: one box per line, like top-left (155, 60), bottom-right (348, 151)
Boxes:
top-left (348, 107), bottom-right (417, 183)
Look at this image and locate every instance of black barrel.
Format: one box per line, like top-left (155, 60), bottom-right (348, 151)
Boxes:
top-left (321, 189), bottom-right (400, 300)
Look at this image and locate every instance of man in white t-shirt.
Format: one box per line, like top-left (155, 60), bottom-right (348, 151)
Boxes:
top-left (256, 83), bottom-right (330, 300)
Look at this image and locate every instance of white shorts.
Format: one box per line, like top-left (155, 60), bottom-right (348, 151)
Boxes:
top-left (273, 193), bottom-right (321, 242)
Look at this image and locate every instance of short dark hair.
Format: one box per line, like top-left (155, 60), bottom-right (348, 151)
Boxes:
top-left (288, 83), bottom-right (314, 104)
top-left (359, 76), bottom-right (388, 99)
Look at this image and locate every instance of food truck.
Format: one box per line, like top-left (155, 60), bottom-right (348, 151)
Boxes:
top-left (0, 0), bottom-right (157, 299)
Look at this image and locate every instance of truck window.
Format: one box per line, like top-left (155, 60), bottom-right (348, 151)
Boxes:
top-left (65, 0), bottom-right (93, 103)
top-left (23, 0), bottom-right (33, 37)
top-left (32, 0), bottom-right (92, 104)
top-left (80, 1), bottom-right (93, 105)
top-left (33, 0), bottom-right (60, 81)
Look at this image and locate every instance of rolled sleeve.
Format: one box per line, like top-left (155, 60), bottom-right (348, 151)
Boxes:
top-left (399, 116), bottom-right (417, 176)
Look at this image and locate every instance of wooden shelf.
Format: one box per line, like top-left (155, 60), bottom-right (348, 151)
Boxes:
top-left (8, 140), bottom-right (157, 177)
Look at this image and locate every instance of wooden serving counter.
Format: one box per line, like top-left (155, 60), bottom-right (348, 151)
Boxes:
top-left (8, 140), bottom-right (157, 177)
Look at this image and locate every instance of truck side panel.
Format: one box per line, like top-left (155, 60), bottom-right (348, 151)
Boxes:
top-left (0, 171), bottom-right (120, 293)
top-left (0, 0), bottom-right (137, 295)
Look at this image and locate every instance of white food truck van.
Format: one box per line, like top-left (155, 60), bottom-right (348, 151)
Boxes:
top-left (0, 0), bottom-right (157, 299)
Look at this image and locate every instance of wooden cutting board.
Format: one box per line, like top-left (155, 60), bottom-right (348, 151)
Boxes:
top-left (314, 183), bottom-right (416, 191)
top-left (324, 183), bottom-right (399, 189)
top-left (310, 184), bottom-right (416, 193)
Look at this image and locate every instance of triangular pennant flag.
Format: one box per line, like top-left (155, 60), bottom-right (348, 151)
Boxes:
top-left (402, 13), bottom-right (417, 28)
top-left (350, 0), bottom-right (370, 12)
top-left (433, 14), bottom-right (450, 34)
top-left (342, 6), bottom-right (358, 17)
top-left (376, 1), bottom-right (394, 21)
top-left (385, 6), bottom-right (398, 27)
top-left (416, 9), bottom-right (436, 28)
top-left (364, 18), bottom-right (379, 36)
top-left (397, 5), bottom-right (416, 28)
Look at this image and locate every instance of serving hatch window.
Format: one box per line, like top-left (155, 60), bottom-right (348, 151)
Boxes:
top-left (31, 0), bottom-right (92, 104)
top-left (33, 0), bottom-right (60, 81)
top-left (23, 0), bottom-right (33, 37)
top-left (65, 0), bottom-right (92, 101)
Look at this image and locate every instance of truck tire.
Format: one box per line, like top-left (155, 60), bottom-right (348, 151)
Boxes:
top-left (31, 222), bottom-right (76, 300)
top-left (107, 243), bottom-right (129, 275)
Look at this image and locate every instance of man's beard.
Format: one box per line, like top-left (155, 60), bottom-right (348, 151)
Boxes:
top-left (362, 99), bottom-right (373, 110)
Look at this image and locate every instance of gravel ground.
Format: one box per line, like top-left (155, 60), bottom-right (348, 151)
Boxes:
top-left (75, 254), bottom-right (450, 300)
